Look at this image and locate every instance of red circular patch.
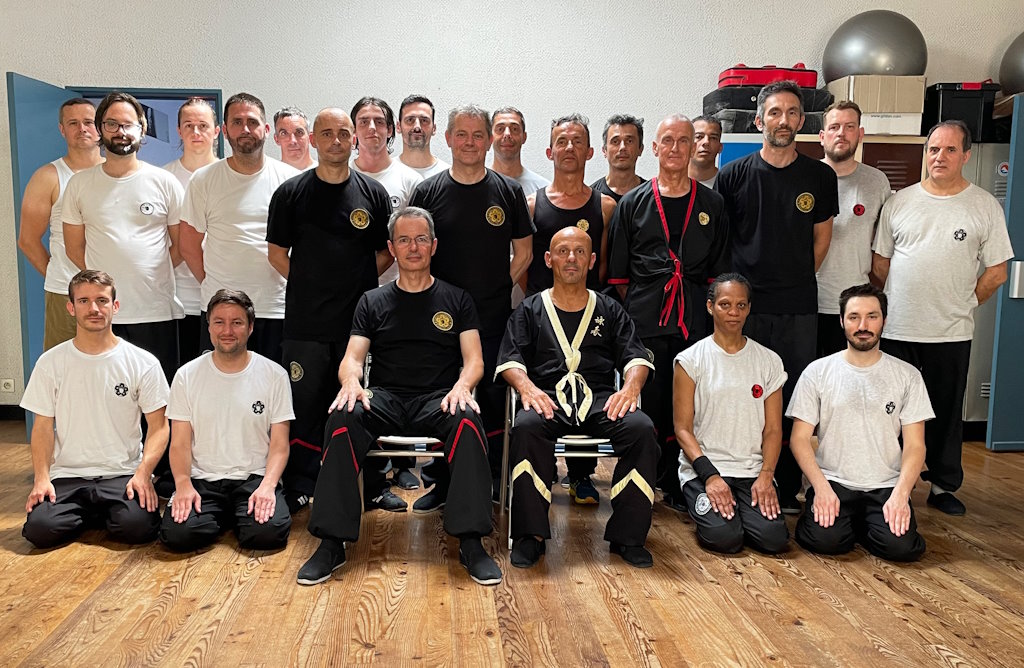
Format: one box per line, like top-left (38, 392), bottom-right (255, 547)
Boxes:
top-left (751, 384), bottom-right (764, 398)
top-left (853, 204), bottom-right (865, 216)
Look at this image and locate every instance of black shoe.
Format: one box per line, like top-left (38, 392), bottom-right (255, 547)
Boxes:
top-left (610, 542), bottom-right (653, 568)
top-left (412, 486), bottom-right (446, 514)
top-left (928, 491), bottom-right (966, 516)
top-left (780, 496), bottom-right (802, 516)
top-left (459, 537), bottom-right (502, 585)
top-left (393, 468), bottom-right (420, 490)
top-left (297, 539), bottom-right (346, 585)
top-left (285, 493), bottom-right (310, 513)
top-left (510, 537), bottom-right (546, 568)
top-left (560, 474), bottom-right (571, 489)
top-left (365, 488), bottom-right (407, 512)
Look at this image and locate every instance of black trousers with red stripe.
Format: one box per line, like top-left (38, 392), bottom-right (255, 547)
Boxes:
top-left (308, 388), bottom-right (493, 543)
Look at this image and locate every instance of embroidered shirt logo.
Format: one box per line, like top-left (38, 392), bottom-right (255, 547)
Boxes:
top-left (432, 311), bottom-right (454, 331)
top-left (885, 401), bottom-right (896, 415)
top-left (485, 206), bottom-right (505, 226)
top-left (751, 384), bottom-right (764, 399)
top-left (252, 401), bottom-right (265, 414)
top-left (350, 208), bottom-right (370, 229)
top-left (576, 219), bottom-right (590, 232)
top-left (953, 229), bottom-right (967, 242)
top-left (139, 202), bottom-right (155, 215)
top-left (114, 382), bottom-right (128, 397)
top-left (289, 361), bottom-right (303, 382)
top-left (795, 192), bottom-right (815, 213)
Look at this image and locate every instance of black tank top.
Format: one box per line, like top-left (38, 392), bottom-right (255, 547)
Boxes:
top-left (526, 187), bottom-right (604, 295)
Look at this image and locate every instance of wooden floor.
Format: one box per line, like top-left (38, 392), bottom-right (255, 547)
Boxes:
top-left (2, 420), bottom-right (1024, 667)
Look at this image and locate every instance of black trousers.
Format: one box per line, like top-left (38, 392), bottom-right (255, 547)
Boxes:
top-left (640, 334), bottom-right (690, 498)
top-left (743, 312), bottom-right (817, 501)
top-left (159, 475), bottom-right (291, 551)
top-left (881, 339), bottom-right (972, 492)
top-left (200, 312), bottom-right (284, 364)
top-left (177, 314), bottom-right (203, 365)
top-left (510, 394), bottom-right (658, 546)
top-left (682, 477), bottom-right (789, 554)
top-left (796, 481), bottom-right (926, 562)
top-left (23, 476), bottom-right (160, 548)
top-left (280, 339), bottom-right (347, 499)
top-left (309, 388), bottom-right (493, 543)
top-left (816, 313), bottom-right (846, 359)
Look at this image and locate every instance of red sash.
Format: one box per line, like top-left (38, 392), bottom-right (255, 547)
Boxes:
top-left (650, 177), bottom-right (696, 337)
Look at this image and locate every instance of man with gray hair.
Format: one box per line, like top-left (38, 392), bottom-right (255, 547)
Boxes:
top-left (491, 106), bottom-right (550, 192)
top-left (274, 106), bottom-right (316, 170)
top-left (408, 104), bottom-right (534, 510)
top-left (592, 114), bottom-right (645, 202)
top-left (266, 107), bottom-right (394, 512)
top-left (298, 205), bottom-right (502, 587)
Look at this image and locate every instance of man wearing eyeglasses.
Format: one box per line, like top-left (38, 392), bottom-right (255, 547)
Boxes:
top-left (273, 107), bottom-right (317, 171)
top-left (62, 91), bottom-right (184, 384)
top-left (266, 107), bottom-right (394, 513)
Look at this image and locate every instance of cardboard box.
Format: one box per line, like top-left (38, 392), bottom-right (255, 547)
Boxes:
top-left (861, 113), bottom-right (923, 135)
top-left (827, 75), bottom-right (927, 113)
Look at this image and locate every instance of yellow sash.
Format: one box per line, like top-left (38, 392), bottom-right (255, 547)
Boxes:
top-left (540, 289), bottom-right (596, 424)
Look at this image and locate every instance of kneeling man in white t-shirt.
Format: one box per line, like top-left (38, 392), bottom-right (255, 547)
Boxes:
top-left (160, 289), bottom-right (294, 552)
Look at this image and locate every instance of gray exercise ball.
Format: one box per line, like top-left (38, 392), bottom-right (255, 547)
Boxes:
top-left (1000, 31), bottom-right (1024, 95)
top-left (822, 10), bottom-right (928, 83)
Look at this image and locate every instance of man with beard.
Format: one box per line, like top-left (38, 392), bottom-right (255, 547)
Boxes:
top-left (19, 97), bottom-right (103, 350)
top-left (398, 95), bottom-right (449, 179)
top-left (180, 92), bottom-right (299, 362)
top-left (273, 107), bottom-right (316, 170)
top-left (815, 101), bottom-right (891, 356)
top-left (160, 289), bottom-right (294, 552)
top-left (688, 116), bottom-right (723, 189)
top-left (267, 107), bottom-right (395, 512)
top-left (715, 81), bottom-right (838, 514)
top-left (591, 114), bottom-right (645, 203)
top-left (608, 114), bottom-right (730, 509)
top-left (491, 106), bottom-right (550, 193)
top-left (63, 91), bottom-right (184, 383)
top-left (788, 284), bottom-right (931, 561)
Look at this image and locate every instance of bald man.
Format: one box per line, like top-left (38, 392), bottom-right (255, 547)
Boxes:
top-left (266, 107), bottom-right (394, 512)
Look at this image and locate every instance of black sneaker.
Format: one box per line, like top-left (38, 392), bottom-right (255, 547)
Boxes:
top-left (610, 542), bottom-right (653, 568)
top-left (927, 491), bottom-right (966, 516)
top-left (412, 486), bottom-right (446, 514)
top-left (780, 495), bottom-right (802, 515)
top-left (510, 537), bottom-right (546, 568)
top-left (459, 537), bottom-right (502, 585)
top-left (285, 493), bottom-right (310, 513)
top-left (560, 475), bottom-right (571, 489)
top-left (393, 468), bottom-right (420, 490)
top-left (365, 489), bottom-right (407, 512)
top-left (297, 539), bottom-right (346, 585)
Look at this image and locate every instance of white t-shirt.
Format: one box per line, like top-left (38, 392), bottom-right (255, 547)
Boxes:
top-left (180, 158), bottom-right (299, 318)
top-left (516, 166), bottom-right (551, 195)
top-left (44, 158), bottom-right (80, 295)
top-left (20, 338), bottom-right (169, 480)
top-left (873, 183), bottom-right (1014, 342)
top-left (167, 351), bottom-right (294, 481)
top-left (675, 336), bottom-right (787, 484)
top-left (817, 162), bottom-right (891, 314)
top-left (63, 162), bottom-right (185, 324)
top-left (353, 159), bottom-right (424, 284)
top-left (163, 159), bottom-right (203, 315)
top-left (405, 157), bottom-right (449, 179)
top-left (699, 174), bottom-right (717, 190)
top-left (786, 352), bottom-right (934, 491)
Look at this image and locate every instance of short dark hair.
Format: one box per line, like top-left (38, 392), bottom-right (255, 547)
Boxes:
top-left (839, 283), bottom-right (888, 319)
top-left (756, 80), bottom-right (804, 120)
top-left (95, 92), bottom-right (147, 134)
top-left (707, 272), bottom-right (752, 302)
top-left (399, 94), bottom-right (435, 121)
top-left (351, 96), bottom-right (396, 151)
top-left (178, 96), bottom-right (217, 126)
top-left (207, 289), bottom-right (255, 325)
top-left (223, 92), bottom-right (266, 123)
top-left (68, 269), bottom-right (115, 301)
top-left (926, 119), bottom-right (972, 153)
top-left (692, 115), bottom-right (723, 134)
top-left (550, 113), bottom-right (591, 147)
top-left (823, 100), bottom-right (862, 124)
top-left (492, 106), bottom-right (526, 132)
top-left (59, 98), bottom-right (95, 124)
top-left (602, 114), bottom-right (644, 145)
top-left (273, 106), bottom-right (308, 129)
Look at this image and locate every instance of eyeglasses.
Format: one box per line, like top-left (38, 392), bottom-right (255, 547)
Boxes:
top-left (102, 120), bottom-right (142, 133)
top-left (394, 235), bottom-right (432, 247)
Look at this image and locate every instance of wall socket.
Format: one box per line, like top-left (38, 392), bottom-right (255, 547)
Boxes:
top-left (0, 378), bottom-right (15, 393)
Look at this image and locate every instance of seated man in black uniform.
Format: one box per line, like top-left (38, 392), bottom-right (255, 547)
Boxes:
top-left (498, 227), bottom-right (659, 568)
top-left (297, 206), bottom-right (501, 587)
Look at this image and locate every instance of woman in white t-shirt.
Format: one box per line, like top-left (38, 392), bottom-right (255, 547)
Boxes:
top-left (672, 273), bottom-right (789, 554)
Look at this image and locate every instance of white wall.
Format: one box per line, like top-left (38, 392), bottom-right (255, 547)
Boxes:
top-left (1, 0), bottom-right (1020, 404)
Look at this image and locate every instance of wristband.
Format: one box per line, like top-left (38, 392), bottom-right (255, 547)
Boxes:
top-left (692, 455), bottom-right (720, 483)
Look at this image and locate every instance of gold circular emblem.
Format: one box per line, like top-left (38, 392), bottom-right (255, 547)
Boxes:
top-left (485, 206), bottom-right (505, 226)
top-left (350, 208), bottom-right (370, 229)
top-left (289, 361), bottom-right (303, 382)
top-left (795, 193), bottom-right (815, 213)
top-left (698, 212), bottom-right (710, 226)
top-left (432, 311), bottom-right (454, 331)
top-left (576, 219), bottom-right (590, 232)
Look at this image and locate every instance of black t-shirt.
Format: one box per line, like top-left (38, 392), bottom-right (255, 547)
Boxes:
top-left (266, 169), bottom-right (391, 342)
top-left (351, 278), bottom-right (479, 396)
top-left (408, 169), bottom-right (534, 340)
top-left (527, 188), bottom-right (604, 295)
top-left (715, 152), bottom-right (839, 314)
